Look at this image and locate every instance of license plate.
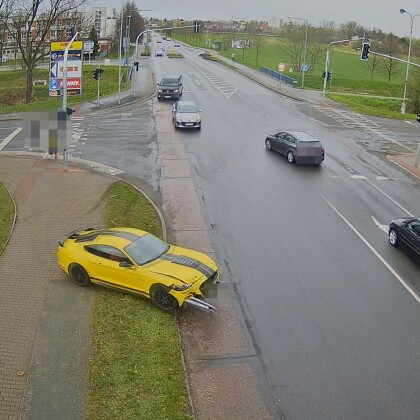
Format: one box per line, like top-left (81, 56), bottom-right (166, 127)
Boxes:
top-left (185, 123), bottom-right (193, 126)
top-left (165, 95), bottom-right (171, 98)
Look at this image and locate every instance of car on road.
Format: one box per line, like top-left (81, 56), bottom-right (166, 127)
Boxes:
top-left (157, 75), bottom-right (183, 100)
top-left (174, 42), bottom-right (180, 47)
top-left (155, 48), bottom-right (165, 57)
top-left (57, 227), bottom-right (219, 312)
top-left (157, 39), bottom-right (162, 43)
top-left (265, 130), bottom-right (325, 165)
top-left (389, 218), bottom-right (420, 263)
top-left (172, 100), bottom-right (202, 129)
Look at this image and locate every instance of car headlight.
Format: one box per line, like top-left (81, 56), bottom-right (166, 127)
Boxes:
top-left (158, 89), bottom-right (163, 93)
top-left (172, 283), bottom-right (192, 291)
top-left (173, 89), bottom-right (178, 93)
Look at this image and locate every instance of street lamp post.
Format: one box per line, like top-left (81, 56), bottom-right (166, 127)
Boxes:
top-left (399, 9), bottom-right (419, 114)
top-left (289, 17), bottom-right (308, 88)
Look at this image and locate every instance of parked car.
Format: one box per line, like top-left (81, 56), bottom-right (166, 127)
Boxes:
top-left (57, 227), bottom-right (219, 312)
top-left (174, 43), bottom-right (181, 47)
top-left (157, 39), bottom-right (162, 43)
top-left (155, 48), bottom-right (165, 57)
top-left (389, 218), bottom-right (420, 263)
top-left (157, 75), bottom-right (183, 100)
top-left (172, 101), bottom-right (202, 129)
top-left (265, 130), bottom-right (325, 165)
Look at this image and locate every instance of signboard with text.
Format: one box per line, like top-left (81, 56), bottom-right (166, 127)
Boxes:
top-left (49, 41), bottom-right (83, 97)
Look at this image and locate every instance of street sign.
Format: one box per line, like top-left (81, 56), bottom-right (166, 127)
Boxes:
top-left (278, 63), bottom-right (285, 72)
top-left (301, 64), bottom-right (309, 72)
top-left (50, 40), bottom-right (83, 97)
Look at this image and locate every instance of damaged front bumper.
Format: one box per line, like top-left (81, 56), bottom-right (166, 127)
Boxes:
top-left (184, 296), bottom-right (217, 312)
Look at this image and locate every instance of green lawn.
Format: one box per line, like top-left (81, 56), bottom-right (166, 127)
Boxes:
top-left (173, 32), bottom-right (418, 118)
top-left (87, 181), bottom-right (192, 420)
top-left (0, 65), bottom-right (130, 114)
top-left (0, 183), bottom-right (14, 255)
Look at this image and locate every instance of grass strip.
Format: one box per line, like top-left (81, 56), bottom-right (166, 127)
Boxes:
top-left (0, 183), bottom-right (14, 255)
top-left (87, 181), bottom-right (192, 420)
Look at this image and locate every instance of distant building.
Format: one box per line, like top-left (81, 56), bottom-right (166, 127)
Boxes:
top-left (269, 17), bottom-right (282, 29)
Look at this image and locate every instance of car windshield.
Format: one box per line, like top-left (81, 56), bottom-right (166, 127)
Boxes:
top-left (160, 79), bottom-right (178, 86)
top-left (177, 104), bottom-right (197, 113)
top-left (125, 234), bottom-right (169, 265)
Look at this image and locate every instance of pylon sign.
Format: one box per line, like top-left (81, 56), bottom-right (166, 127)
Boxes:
top-left (49, 40), bottom-right (83, 97)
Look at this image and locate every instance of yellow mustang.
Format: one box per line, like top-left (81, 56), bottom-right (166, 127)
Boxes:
top-left (57, 227), bottom-right (219, 312)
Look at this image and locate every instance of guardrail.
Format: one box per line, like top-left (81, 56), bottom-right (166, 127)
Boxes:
top-left (260, 66), bottom-right (297, 87)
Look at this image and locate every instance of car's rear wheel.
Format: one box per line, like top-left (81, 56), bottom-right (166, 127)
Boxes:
top-left (265, 139), bottom-right (272, 150)
top-left (152, 286), bottom-right (179, 312)
top-left (287, 151), bottom-right (295, 164)
top-left (389, 228), bottom-right (398, 246)
top-left (69, 264), bottom-right (91, 287)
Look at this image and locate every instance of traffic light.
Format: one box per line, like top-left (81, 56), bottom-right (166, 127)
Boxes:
top-left (194, 20), bottom-right (200, 33)
top-left (322, 71), bottom-right (326, 79)
top-left (134, 61), bottom-right (139, 71)
top-left (93, 68), bottom-right (104, 80)
top-left (417, 113), bottom-right (420, 123)
top-left (327, 71), bottom-right (332, 81)
top-left (361, 42), bottom-right (370, 61)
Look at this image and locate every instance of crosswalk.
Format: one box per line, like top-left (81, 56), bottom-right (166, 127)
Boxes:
top-left (67, 116), bottom-right (90, 156)
top-left (202, 72), bottom-right (237, 98)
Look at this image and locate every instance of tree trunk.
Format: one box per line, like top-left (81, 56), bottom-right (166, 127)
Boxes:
top-left (26, 67), bottom-right (33, 103)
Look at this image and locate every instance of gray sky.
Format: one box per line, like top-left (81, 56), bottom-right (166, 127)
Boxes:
top-left (96, 0), bottom-right (420, 38)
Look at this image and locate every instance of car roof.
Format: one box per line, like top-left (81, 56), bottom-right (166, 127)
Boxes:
top-left (74, 227), bottom-right (148, 247)
top-left (177, 100), bottom-right (197, 107)
top-left (286, 131), bottom-right (319, 142)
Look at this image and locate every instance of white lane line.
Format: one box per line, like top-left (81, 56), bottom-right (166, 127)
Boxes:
top-left (0, 127), bottom-right (22, 151)
top-left (322, 195), bottom-right (420, 304)
top-left (365, 179), bottom-right (414, 217)
top-left (371, 216), bottom-right (389, 234)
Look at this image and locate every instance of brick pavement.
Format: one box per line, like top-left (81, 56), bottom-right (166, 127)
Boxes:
top-left (0, 156), bottom-right (114, 419)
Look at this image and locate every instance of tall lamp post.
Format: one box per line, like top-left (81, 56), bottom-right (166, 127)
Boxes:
top-left (399, 9), bottom-right (419, 114)
top-left (289, 16), bottom-right (308, 88)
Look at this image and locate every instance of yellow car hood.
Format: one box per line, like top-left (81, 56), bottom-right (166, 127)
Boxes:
top-left (143, 246), bottom-right (217, 284)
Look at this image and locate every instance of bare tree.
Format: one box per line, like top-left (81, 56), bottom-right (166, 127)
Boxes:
top-left (249, 33), bottom-right (266, 67)
top-left (378, 32), bottom-right (401, 82)
top-left (2, 0), bottom-right (89, 103)
top-left (407, 68), bottom-right (420, 113)
top-left (366, 53), bottom-right (383, 80)
top-left (339, 21), bottom-right (364, 39)
top-left (113, 2), bottom-right (145, 50)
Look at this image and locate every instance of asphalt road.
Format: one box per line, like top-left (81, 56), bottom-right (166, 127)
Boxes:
top-left (1, 40), bottom-right (420, 419)
top-left (151, 43), bottom-right (420, 419)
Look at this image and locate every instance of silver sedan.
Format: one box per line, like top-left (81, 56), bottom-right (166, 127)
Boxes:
top-left (172, 101), bottom-right (202, 130)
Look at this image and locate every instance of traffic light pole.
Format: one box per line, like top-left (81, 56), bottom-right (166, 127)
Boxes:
top-left (97, 67), bottom-right (100, 108)
top-left (322, 39), bottom-right (352, 102)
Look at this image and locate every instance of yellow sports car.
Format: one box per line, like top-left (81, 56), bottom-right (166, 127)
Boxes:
top-left (57, 227), bottom-right (219, 312)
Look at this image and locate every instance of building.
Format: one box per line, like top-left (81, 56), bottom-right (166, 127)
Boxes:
top-left (269, 17), bottom-right (282, 29)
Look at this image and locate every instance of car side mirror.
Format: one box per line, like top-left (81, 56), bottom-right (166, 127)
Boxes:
top-left (119, 261), bottom-right (133, 268)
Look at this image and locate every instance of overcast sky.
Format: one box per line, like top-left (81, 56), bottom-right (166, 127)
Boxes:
top-left (95, 0), bottom-right (420, 38)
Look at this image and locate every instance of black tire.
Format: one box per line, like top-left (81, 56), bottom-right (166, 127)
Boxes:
top-left (69, 264), bottom-right (91, 287)
top-left (389, 228), bottom-right (398, 247)
top-left (157, 97), bottom-right (161, 101)
top-left (265, 139), bottom-right (272, 150)
top-left (152, 286), bottom-right (179, 312)
top-left (287, 151), bottom-right (295, 164)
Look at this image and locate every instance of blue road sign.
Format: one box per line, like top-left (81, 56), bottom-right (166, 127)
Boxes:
top-left (301, 64), bottom-right (309, 72)
top-left (50, 78), bottom-right (59, 89)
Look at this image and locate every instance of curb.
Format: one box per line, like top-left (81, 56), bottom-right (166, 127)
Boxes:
top-left (386, 154), bottom-right (420, 182)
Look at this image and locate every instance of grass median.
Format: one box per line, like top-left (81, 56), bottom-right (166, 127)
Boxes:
top-left (0, 183), bottom-right (14, 255)
top-left (87, 180), bottom-right (193, 420)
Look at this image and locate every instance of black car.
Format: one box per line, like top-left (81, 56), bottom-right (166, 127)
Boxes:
top-left (157, 75), bottom-right (183, 100)
top-left (389, 218), bottom-right (420, 263)
top-left (265, 130), bottom-right (325, 165)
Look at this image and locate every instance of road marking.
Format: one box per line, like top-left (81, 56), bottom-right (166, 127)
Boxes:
top-left (371, 216), bottom-right (389, 233)
top-left (322, 195), bottom-right (420, 304)
top-left (0, 127), bottom-right (22, 151)
top-left (364, 179), bottom-right (414, 217)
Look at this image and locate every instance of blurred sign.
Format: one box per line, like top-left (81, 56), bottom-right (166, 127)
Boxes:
top-left (301, 64), bottom-right (309, 72)
top-left (278, 63), bottom-right (285, 72)
top-left (232, 39), bottom-right (250, 49)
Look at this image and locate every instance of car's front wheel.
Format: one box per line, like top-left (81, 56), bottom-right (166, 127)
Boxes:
top-left (265, 139), bottom-right (272, 150)
top-left (287, 151), bottom-right (295, 164)
top-left (151, 286), bottom-right (179, 312)
top-left (69, 264), bottom-right (91, 287)
top-left (389, 228), bottom-right (398, 246)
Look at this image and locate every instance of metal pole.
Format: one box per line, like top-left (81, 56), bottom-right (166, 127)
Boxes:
top-left (118, 9), bottom-right (123, 104)
top-left (401, 12), bottom-right (414, 114)
top-left (97, 68), bottom-right (100, 108)
top-left (322, 46), bottom-right (329, 102)
top-left (415, 140), bottom-right (420, 167)
top-left (302, 22), bottom-right (308, 88)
